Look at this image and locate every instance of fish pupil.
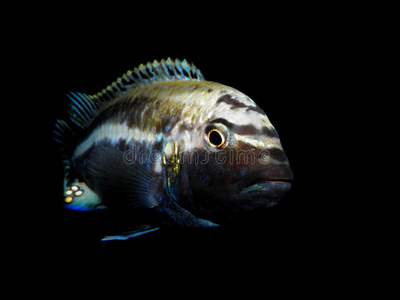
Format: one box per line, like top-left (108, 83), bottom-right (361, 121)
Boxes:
top-left (209, 130), bottom-right (223, 146)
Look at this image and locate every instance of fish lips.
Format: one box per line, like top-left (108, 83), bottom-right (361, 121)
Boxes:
top-left (235, 165), bottom-right (293, 205)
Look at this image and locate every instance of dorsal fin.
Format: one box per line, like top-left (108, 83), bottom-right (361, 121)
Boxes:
top-left (66, 58), bottom-right (204, 129)
top-left (93, 58), bottom-right (204, 103)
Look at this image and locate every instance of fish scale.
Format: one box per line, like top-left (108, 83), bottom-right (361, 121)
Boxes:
top-left (54, 58), bottom-right (293, 240)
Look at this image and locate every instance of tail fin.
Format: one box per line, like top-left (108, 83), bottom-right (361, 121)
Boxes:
top-left (53, 119), bottom-right (73, 163)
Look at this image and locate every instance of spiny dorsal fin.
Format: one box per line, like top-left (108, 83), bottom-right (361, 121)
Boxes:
top-left (91, 58), bottom-right (204, 103)
top-left (67, 92), bottom-right (104, 129)
top-left (67, 58), bottom-right (204, 129)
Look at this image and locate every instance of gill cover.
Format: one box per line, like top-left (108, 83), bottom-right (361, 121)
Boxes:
top-left (163, 141), bottom-right (181, 202)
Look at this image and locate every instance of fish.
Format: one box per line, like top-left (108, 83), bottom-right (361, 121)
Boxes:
top-left (54, 58), bottom-right (293, 240)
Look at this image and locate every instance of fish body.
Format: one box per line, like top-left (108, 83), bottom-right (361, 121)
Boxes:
top-left (54, 58), bottom-right (293, 239)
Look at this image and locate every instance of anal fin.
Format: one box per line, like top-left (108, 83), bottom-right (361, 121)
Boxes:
top-left (64, 181), bottom-right (105, 211)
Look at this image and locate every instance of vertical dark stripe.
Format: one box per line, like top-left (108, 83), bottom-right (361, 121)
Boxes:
top-left (216, 94), bottom-right (265, 115)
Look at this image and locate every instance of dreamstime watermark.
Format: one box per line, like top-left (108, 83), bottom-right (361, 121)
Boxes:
top-left (122, 146), bottom-right (271, 165)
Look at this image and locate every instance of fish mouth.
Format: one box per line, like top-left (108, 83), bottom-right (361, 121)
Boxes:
top-left (239, 180), bottom-right (292, 195)
top-left (237, 180), bottom-right (292, 210)
top-left (235, 165), bottom-right (293, 190)
top-left (235, 165), bottom-right (293, 202)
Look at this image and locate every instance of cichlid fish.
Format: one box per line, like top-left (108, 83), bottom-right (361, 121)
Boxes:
top-left (54, 58), bottom-right (293, 240)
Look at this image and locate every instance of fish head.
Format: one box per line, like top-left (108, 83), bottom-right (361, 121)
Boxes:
top-left (177, 85), bottom-right (293, 223)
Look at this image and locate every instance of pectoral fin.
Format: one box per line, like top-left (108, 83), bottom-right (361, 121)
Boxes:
top-left (84, 146), bottom-right (161, 209)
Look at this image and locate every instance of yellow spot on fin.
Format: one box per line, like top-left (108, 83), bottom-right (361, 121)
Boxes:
top-left (63, 182), bottom-right (105, 211)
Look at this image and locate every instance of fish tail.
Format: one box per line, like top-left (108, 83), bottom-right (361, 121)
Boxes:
top-left (53, 119), bottom-right (73, 165)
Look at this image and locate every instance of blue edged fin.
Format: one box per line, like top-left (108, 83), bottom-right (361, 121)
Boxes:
top-left (64, 181), bottom-right (105, 211)
top-left (66, 92), bottom-right (105, 129)
top-left (54, 119), bottom-right (73, 163)
top-left (90, 58), bottom-right (204, 105)
top-left (101, 225), bottom-right (160, 241)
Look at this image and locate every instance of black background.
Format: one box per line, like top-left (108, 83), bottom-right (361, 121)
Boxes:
top-left (22, 11), bottom-right (370, 288)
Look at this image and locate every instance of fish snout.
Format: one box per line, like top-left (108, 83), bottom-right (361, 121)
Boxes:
top-left (236, 164), bottom-right (293, 190)
top-left (230, 166), bottom-right (292, 209)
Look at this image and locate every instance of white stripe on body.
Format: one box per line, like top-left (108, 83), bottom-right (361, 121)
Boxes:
top-left (72, 121), bottom-right (162, 160)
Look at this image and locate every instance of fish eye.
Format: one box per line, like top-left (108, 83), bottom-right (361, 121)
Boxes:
top-left (208, 129), bottom-right (225, 148)
top-left (204, 122), bottom-right (230, 150)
